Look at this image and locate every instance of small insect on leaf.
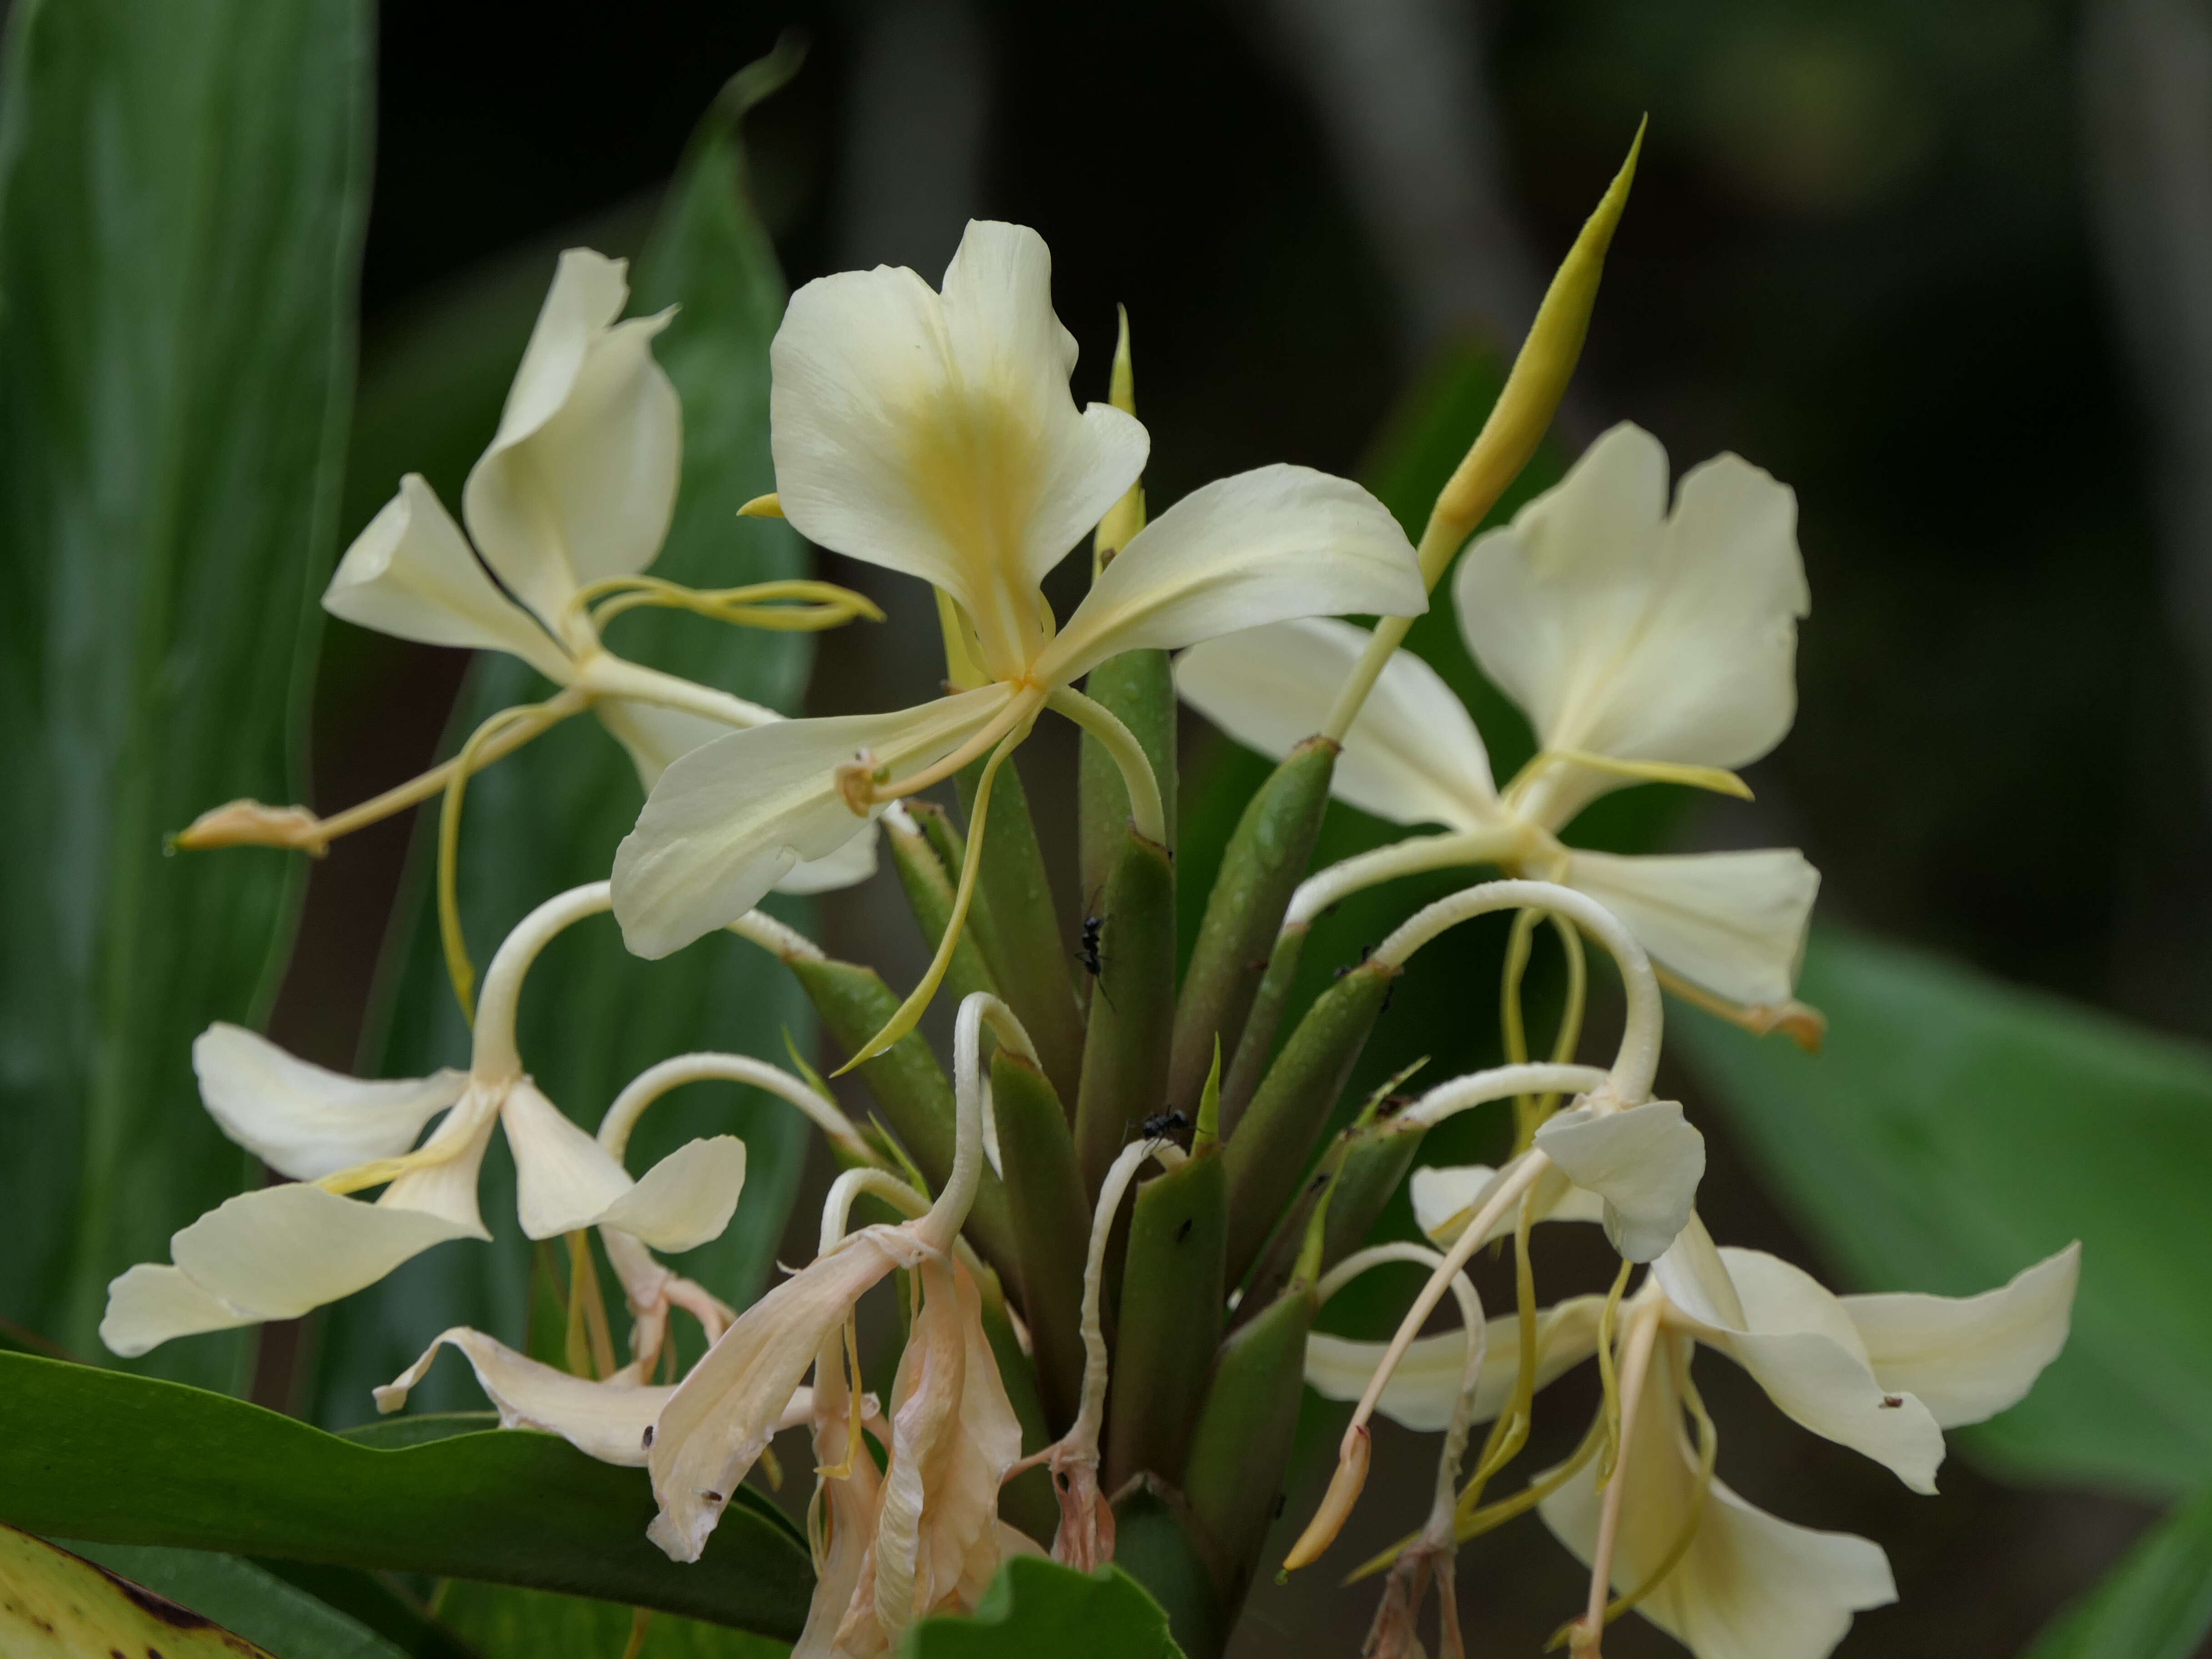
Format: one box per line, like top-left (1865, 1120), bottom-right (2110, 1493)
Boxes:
top-left (1078, 915), bottom-right (1104, 977)
top-left (1140, 1108), bottom-right (1188, 1140)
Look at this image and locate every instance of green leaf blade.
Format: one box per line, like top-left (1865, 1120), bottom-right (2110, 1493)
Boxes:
top-left (897, 1556), bottom-right (1183, 1659)
top-left (0, 1354), bottom-right (813, 1638)
top-left (1679, 927), bottom-right (2212, 1496)
top-left (0, 0), bottom-right (372, 1386)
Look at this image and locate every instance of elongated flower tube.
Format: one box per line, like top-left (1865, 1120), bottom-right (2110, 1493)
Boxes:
top-left (611, 219), bottom-right (1426, 1057)
top-left (644, 991), bottom-right (1030, 1572)
top-left (1281, 879), bottom-right (1706, 1568)
top-left (1177, 423), bottom-right (1820, 1031)
top-left (100, 883), bottom-right (742, 1357)
top-left (178, 246), bottom-right (880, 898)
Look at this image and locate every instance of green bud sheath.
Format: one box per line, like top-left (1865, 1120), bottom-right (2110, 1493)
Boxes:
top-left (883, 808), bottom-right (1001, 1008)
top-left (1221, 959), bottom-right (1393, 1287)
top-left (1078, 648), bottom-right (1177, 915)
top-left (1106, 1144), bottom-right (1227, 1489)
top-left (1221, 921), bottom-right (1309, 1127)
top-left (959, 758), bottom-right (1086, 1104)
top-left (905, 799), bottom-right (1005, 975)
top-left (788, 955), bottom-right (1020, 1283)
top-left (1115, 1486), bottom-right (1231, 1659)
top-left (1320, 1113), bottom-right (1426, 1266)
top-left (1073, 824), bottom-right (1176, 1195)
top-left (971, 1255), bottom-right (1059, 1546)
top-left (1182, 1282), bottom-right (1317, 1621)
top-left (988, 1048), bottom-right (1090, 1432)
top-left (1167, 736), bottom-right (1338, 1118)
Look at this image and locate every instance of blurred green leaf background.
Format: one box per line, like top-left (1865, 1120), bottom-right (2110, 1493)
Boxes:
top-left (7, 0), bottom-right (2212, 1653)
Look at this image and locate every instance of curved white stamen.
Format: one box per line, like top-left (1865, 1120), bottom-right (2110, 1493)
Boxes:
top-left (1399, 1063), bottom-right (1612, 1132)
top-left (597, 1053), bottom-right (868, 1163)
top-left (473, 882), bottom-right (613, 1079)
top-left (821, 1167), bottom-right (930, 1254)
top-left (1285, 826), bottom-right (1525, 930)
top-left (918, 993), bottom-right (1034, 1253)
top-left (1372, 879), bottom-right (1659, 1103)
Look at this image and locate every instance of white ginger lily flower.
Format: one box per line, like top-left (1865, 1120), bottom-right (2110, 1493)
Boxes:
top-left (611, 219), bottom-right (1426, 992)
top-left (1307, 1208), bottom-right (2080, 1659)
top-left (184, 246), bottom-right (876, 895)
top-left (100, 883), bottom-right (744, 1357)
top-left (1176, 422), bottom-right (1819, 1032)
top-left (645, 991), bottom-right (1030, 1629)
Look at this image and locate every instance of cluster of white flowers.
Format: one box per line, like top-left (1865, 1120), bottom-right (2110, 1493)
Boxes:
top-left (111, 215), bottom-right (2078, 1659)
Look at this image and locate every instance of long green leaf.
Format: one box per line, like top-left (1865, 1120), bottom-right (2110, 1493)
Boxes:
top-left (898, 1557), bottom-right (1183, 1659)
top-left (0, 0), bottom-right (370, 1387)
top-left (2019, 1485), bottom-right (2212, 1659)
top-left (0, 1354), bottom-right (814, 1637)
top-left (310, 65), bottom-right (817, 1424)
top-left (1678, 928), bottom-right (2212, 1496)
top-left (57, 1539), bottom-right (412, 1659)
top-left (0, 1526), bottom-right (282, 1659)
top-left (437, 1579), bottom-right (786, 1659)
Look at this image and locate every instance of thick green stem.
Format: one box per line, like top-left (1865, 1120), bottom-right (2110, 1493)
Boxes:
top-left (987, 1049), bottom-right (1089, 1433)
top-left (1221, 923), bottom-right (1308, 1129)
top-left (1105, 1146), bottom-right (1226, 1490)
top-left (958, 758), bottom-right (1086, 1104)
top-left (787, 955), bottom-right (1019, 1285)
top-left (1078, 649), bottom-right (1177, 913)
top-left (1182, 1282), bottom-right (1318, 1624)
top-left (1072, 825), bottom-right (1176, 1196)
top-left (883, 810), bottom-right (1001, 1009)
top-left (1167, 736), bottom-right (1338, 1117)
top-left (1221, 959), bottom-right (1394, 1287)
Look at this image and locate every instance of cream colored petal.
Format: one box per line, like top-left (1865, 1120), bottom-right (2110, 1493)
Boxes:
top-left (776, 819), bottom-right (882, 896)
top-left (595, 699), bottom-right (731, 793)
top-left (1408, 1161), bottom-right (1604, 1247)
top-left (1305, 1294), bottom-right (1607, 1432)
top-left (1039, 465), bottom-right (1426, 686)
top-left (501, 1079), bottom-right (636, 1240)
top-left (374, 1326), bottom-right (675, 1466)
top-left (322, 476), bottom-right (573, 680)
top-left (100, 1264), bottom-right (254, 1357)
top-left (463, 249), bottom-right (682, 630)
top-left (378, 1098), bottom-right (497, 1237)
top-left (1691, 1247), bottom-right (1946, 1493)
top-left (595, 699), bottom-right (883, 896)
top-left (1533, 1101), bottom-right (1705, 1262)
top-left (1456, 424), bottom-right (1807, 822)
top-left (1540, 1343), bottom-right (1895, 1659)
top-left (613, 685), bottom-right (1013, 960)
top-left (770, 221), bottom-right (1146, 669)
top-left (1841, 1244), bottom-right (2080, 1430)
top-left (190, 1023), bottom-right (467, 1182)
top-left (1174, 618), bottom-right (1498, 831)
top-left (1565, 847), bottom-right (1819, 1008)
top-left (153, 1184), bottom-right (474, 1328)
top-left (597, 1135), bottom-right (746, 1254)
top-left (1651, 1214), bottom-right (1747, 1331)
top-left (650, 1227), bottom-right (923, 1563)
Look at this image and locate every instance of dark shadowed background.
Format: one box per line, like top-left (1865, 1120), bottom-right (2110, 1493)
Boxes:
top-left (265, 1), bottom-right (2212, 1653)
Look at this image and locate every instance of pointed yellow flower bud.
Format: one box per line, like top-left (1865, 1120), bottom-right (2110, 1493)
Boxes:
top-left (1419, 119), bottom-right (1644, 588)
top-left (1092, 306), bottom-right (1146, 572)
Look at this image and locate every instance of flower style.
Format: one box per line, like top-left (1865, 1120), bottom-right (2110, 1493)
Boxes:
top-left (610, 219), bottom-right (1427, 996)
top-left (100, 883), bottom-right (744, 1357)
top-left (180, 245), bottom-right (878, 895)
top-left (1176, 422), bottom-right (1819, 1033)
top-left (1308, 1205), bottom-right (2080, 1659)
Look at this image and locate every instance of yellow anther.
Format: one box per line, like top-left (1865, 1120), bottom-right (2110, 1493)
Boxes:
top-left (1514, 749), bottom-right (1753, 804)
top-left (1282, 1426), bottom-right (1372, 1572)
top-left (738, 492), bottom-right (784, 518)
top-left (172, 799), bottom-right (330, 855)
